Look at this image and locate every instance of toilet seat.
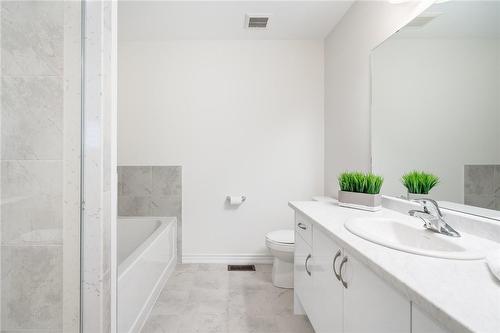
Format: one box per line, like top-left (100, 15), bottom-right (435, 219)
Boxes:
top-left (266, 240), bottom-right (294, 252)
top-left (265, 230), bottom-right (294, 252)
top-left (265, 229), bottom-right (294, 244)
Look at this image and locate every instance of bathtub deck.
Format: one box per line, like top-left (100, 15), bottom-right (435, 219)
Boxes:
top-left (141, 264), bottom-right (314, 333)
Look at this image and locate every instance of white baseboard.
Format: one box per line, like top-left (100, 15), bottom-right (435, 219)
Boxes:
top-left (182, 254), bottom-right (273, 264)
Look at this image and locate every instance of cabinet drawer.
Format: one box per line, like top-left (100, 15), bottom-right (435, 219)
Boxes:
top-left (295, 213), bottom-right (313, 245)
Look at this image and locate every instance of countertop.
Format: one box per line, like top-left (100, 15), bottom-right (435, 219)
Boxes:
top-left (289, 200), bottom-right (500, 333)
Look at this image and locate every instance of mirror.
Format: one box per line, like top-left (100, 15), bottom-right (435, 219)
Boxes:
top-left (371, 0), bottom-right (500, 218)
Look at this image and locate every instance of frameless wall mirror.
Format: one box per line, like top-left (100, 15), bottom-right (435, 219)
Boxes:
top-left (371, 0), bottom-right (500, 219)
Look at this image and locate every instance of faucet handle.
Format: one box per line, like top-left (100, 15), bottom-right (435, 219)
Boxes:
top-left (411, 198), bottom-right (444, 218)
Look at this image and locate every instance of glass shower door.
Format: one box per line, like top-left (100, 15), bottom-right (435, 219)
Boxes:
top-left (0, 1), bottom-right (82, 332)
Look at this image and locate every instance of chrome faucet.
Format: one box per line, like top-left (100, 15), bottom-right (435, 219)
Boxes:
top-left (408, 198), bottom-right (460, 237)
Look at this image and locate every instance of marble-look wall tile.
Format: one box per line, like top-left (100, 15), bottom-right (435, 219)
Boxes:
top-left (152, 166), bottom-right (182, 196)
top-left (494, 166), bottom-right (500, 198)
top-left (464, 165), bottom-right (494, 196)
top-left (118, 165), bottom-right (182, 259)
top-left (151, 195), bottom-right (182, 217)
top-left (1, 0), bottom-right (82, 332)
top-left (1, 76), bottom-right (63, 160)
top-left (62, 1), bottom-right (84, 331)
top-left (118, 166), bottom-right (152, 196)
top-left (1, 245), bottom-right (63, 330)
top-left (118, 166), bottom-right (182, 216)
top-left (1, 1), bottom-right (63, 76)
top-left (464, 165), bottom-right (500, 210)
top-left (117, 195), bottom-right (151, 216)
top-left (464, 194), bottom-right (496, 210)
top-left (0, 329), bottom-right (62, 333)
top-left (1, 161), bottom-right (62, 245)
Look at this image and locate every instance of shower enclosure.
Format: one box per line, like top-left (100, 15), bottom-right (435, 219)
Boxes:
top-left (1, 1), bottom-right (82, 332)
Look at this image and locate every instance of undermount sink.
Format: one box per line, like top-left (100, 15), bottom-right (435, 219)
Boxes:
top-left (345, 217), bottom-right (486, 260)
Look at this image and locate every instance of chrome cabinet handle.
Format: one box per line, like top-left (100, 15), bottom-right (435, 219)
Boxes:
top-left (332, 249), bottom-right (342, 281)
top-left (297, 222), bottom-right (307, 230)
top-left (305, 254), bottom-right (312, 276)
top-left (339, 256), bottom-right (348, 288)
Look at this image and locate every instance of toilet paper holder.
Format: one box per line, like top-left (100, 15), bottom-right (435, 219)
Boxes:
top-left (226, 195), bottom-right (247, 204)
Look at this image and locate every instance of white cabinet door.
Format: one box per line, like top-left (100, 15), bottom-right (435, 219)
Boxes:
top-left (294, 232), bottom-right (314, 316)
top-left (312, 228), bottom-right (344, 333)
top-left (412, 304), bottom-right (449, 333)
top-left (343, 254), bottom-right (410, 333)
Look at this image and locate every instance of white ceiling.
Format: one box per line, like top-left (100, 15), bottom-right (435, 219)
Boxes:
top-left (397, 0), bottom-right (500, 39)
top-left (118, 1), bottom-right (354, 41)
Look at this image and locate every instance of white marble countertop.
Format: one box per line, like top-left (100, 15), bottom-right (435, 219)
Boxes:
top-left (289, 200), bottom-right (500, 333)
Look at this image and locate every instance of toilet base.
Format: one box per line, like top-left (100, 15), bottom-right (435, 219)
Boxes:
top-left (271, 257), bottom-right (293, 289)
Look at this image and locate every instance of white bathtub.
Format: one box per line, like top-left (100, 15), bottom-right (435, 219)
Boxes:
top-left (118, 217), bottom-right (177, 333)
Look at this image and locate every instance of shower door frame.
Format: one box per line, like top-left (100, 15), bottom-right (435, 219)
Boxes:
top-left (80, 1), bottom-right (118, 332)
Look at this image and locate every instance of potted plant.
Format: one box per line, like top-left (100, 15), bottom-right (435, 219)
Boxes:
top-left (338, 172), bottom-right (384, 211)
top-left (401, 171), bottom-right (439, 200)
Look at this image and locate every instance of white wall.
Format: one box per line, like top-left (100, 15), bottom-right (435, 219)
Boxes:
top-left (118, 40), bottom-right (324, 258)
top-left (372, 38), bottom-right (500, 202)
top-left (324, 1), bottom-right (433, 197)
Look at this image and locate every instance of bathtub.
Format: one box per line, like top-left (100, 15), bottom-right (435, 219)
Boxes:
top-left (118, 217), bottom-right (177, 333)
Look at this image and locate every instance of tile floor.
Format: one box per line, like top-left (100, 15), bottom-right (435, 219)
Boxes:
top-left (141, 264), bottom-right (315, 333)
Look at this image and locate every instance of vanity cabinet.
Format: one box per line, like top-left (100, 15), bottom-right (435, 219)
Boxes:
top-left (294, 226), bottom-right (314, 320)
top-left (294, 213), bottom-right (411, 333)
top-left (343, 253), bottom-right (409, 333)
top-left (311, 226), bottom-right (343, 333)
top-left (412, 305), bottom-right (449, 333)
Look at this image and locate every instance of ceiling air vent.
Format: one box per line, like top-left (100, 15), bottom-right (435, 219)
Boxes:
top-left (245, 14), bottom-right (270, 29)
top-left (406, 12), bottom-right (441, 28)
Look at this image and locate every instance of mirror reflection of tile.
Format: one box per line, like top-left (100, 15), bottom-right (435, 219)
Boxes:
top-left (464, 165), bottom-right (500, 210)
top-left (118, 165), bottom-right (182, 259)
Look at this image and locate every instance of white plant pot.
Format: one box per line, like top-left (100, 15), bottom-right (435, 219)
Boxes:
top-left (338, 190), bottom-right (382, 212)
top-left (406, 192), bottom-right (431, 201)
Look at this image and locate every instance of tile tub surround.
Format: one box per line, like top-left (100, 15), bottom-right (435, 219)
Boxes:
top-left (141, 264), bottom-right (314, 333)
top-left (118, 166), bottom-right (182, 258)
top-left (464, 165), bottom-right (500, 210)
top-left (1, 1), bottom-right (81, 332)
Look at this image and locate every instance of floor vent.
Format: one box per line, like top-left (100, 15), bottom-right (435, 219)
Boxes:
top-left (228, 264), bottom-right (256, 271)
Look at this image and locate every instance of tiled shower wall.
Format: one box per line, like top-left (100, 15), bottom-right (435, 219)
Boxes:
top-left (118, 166), bottom-right (182, 258)
top-left (464, 165), bottom-right (500, 210)
top-left (1, 1), bottom-right (81, 332)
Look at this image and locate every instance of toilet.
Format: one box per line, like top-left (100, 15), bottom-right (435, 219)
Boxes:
top-left (265, 229), bottom-right (294, 288)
